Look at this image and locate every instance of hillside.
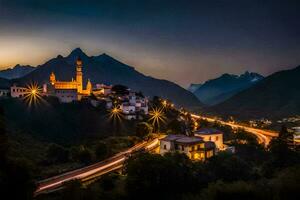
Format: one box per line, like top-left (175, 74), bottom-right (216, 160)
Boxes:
top-left (1, 98), bottom-right (137, 144)
top-left (212, 66), bottom-right (300, 119)
top-left (0, 77), bottom-right (10, 88)
top-left (16, 48), bottom-right (202, 109)
top-left (191, 72), bottom-right (263, 105)
top-left (0, 64), bottom-right (35, 79)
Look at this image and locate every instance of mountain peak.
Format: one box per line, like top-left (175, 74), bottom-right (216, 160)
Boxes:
top-left (66, 48), bottom-right (89, 64)
top-left (68, 48), bottom-right (88, 58)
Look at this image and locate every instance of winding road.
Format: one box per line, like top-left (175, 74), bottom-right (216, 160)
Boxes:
top-left (191, 114), bottom-right (278, 145)
top-left (35, 114), bottom-right (278, 196)
top-left (35, 138), bottom-right (160, 195)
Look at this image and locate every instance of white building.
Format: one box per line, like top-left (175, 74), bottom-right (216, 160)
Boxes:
top-left (10, 85), bottom-right (27, 98)
top-left (159, 134), bottom-right (216, 160)
top-left (0, 88), bottom-right (10, 97)
top-left (55, 89), bottom-right (78, 103)
top-left (194, 128), bottom-right (224, 150)
top-left (94, 84), bottom-right (112, 96)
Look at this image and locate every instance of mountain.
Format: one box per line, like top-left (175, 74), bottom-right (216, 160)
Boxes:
top-left (0, 64), bottom-right (35, 79)
top-left (0, 77), bottom-right (10, 88)
top-left (15, 48), bottom-right (202, 109)
top-left (188, 83), bottom-right (202, 93)
top-left (211, 66), bottom-right (300, 119)
top-left (191, 72), bottom-right (264, 105)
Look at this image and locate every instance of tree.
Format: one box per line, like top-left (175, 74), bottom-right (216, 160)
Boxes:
top-left (111, 85), bottom-right (129, 95)
top-left (206, 152), bottom-right (252, 182)
top-left (95, 142), bottom-right (109, 160)
top-left (71, 146), bottom-right (93, 164)
top-left (124, 152), bottom-right (196, 200)
top-left (267, 125), bottom-right (299, 169)
top-left (135, 122), bottom-right (153, 139)
top-left (167, 119), bottom-right (184, 134)
top-left (46, 143), bottom-right (70, 163)
top-left (0, 106), bottom-right (7, 162)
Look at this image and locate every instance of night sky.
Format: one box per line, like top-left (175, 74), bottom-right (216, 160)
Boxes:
top-left (0, 0), bottom-right (299, 87)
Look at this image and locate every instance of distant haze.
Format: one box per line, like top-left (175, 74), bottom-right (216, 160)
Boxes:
top-left (0, 0), bottom-right (300, 87)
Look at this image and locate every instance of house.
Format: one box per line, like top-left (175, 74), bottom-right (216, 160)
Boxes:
top-left (0, 88), bottom-right (10, 97)
top-left (94, 84), bottom-right (112, 96)
top-left (159, 134), bottom-right (216, 160)
top-left (120, 102), bottom-right (136, 120)
top-left (119, 92), bottom-right (149, 118)
top-left (54, 89), bottom-right (78, 103)
top-left (194, 128), bottom-right (224, 150)
top-left (10, 85), bottom-right (27, 98)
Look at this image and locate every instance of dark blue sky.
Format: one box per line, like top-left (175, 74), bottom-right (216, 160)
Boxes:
top-left (0, 0), bottom-right (299, 87)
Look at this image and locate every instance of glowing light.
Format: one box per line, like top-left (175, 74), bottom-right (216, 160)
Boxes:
top-left (23, 83), bottom-right (43, 107)
top-left (149, 107), bottom-right (166, 132)
top-left (109, 106), bottom-right (123, 122)
top-left (194, 121), bottom-right (199, 131)
top-left (162, 100), bottom-right (167, 107)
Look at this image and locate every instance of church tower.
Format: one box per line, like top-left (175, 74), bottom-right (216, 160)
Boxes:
top-left (50, 72), bottom-right (56, 85)
top-left (76, 57), bottom-right (83, 93)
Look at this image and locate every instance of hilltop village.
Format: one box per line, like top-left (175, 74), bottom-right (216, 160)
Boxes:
top-left (0, 58), bottom-right (237, 161)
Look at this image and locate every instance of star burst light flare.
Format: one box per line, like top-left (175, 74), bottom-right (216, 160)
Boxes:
top-left (109, 106), bottom-right (124, 123)
top-left (23, 83), bottom-right (43, 107)
top-left (148, 107), bottom-right (166, 131)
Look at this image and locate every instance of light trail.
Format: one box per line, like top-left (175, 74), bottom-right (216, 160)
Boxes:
top-left (35, 138), bottom-right (160, 196)
top-left (191, 114), bottom-right (278, 146)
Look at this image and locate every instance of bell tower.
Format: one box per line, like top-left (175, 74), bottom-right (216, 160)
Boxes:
top-left (50, 72), bottom-right (56, 85)
top-left (76, 57), bottom-right (83, 93)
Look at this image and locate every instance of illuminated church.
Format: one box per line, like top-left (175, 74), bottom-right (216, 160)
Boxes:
top-left (49, 57), bottom-right (92, 96)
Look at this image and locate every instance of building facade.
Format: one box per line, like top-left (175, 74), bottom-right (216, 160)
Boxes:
top-left (0, 88), bottom-right (10, 97)
top-left (10, 85), bottom-right (27, 98)
top-left (159, 134), bottom-right (216, 161)
top-left (194, 128), bottom-right (224, 150)
top-left (54, 89), bottom-right (78, 103)
top-left (49, 58), bottom-right (92, 100)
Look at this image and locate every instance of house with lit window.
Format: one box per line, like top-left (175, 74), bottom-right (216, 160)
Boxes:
top-left (54, 89), bottom-right (78, 103)
top-left (194, 128), bottom-right (224, 150)
top-left (119, 91), bottom-right (149, 120)
top-left (159, 134), bottom-right (216, 160)
top-left (10, 84), bottom-right (27, 98)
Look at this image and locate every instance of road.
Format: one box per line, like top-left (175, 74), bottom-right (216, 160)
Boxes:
top-left (35, 114), bottom-right (278, 196)
top-left (191, 114), bottom-right (278, 145)
top-left (35, 138), bottom-right (160, 196)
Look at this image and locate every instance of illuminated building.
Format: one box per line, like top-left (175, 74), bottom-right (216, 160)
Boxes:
top-left (120, 91), bottom-right (149, 120)
top-left (194, 128), bottom-right (224, 150)
top-left (159, 134), bottom-right (216, 161)
top-left (49, 57), bottom-right (92, 102)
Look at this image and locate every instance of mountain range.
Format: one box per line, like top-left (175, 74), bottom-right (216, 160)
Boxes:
top-left (211, 66), bottom-right (300, 119)
top-left (190, 72), bottom-right (264, 105)
top-left (0, 64), bottom-right (35, 79)
top-left (12, 48), bottom-right (202, 109)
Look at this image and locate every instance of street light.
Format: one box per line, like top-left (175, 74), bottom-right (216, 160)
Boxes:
top-left (109, 106), bottom-right (123, 122)
top-left (149, 107), bottom-right (166, 133)
top-left (108, 106), bottom-right (124, 136)
top-left (23, 83), bottom-right (42, 107)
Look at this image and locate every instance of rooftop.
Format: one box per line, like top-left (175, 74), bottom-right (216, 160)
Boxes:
top-left (194, 128), bottom-right (223, 135)
top-left (161, 134), bottom-right (203, 145)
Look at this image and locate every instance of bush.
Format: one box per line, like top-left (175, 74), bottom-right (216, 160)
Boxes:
top-left (46, 143), bottom-right (69, 163)
top-left (95, 142), bottom-right (108, 160)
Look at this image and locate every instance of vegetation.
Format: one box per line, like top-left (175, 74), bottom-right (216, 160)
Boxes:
top-left (1, 96), bottom-right (299, 200)
top-left (34, 124), bottom-right (300, 200)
